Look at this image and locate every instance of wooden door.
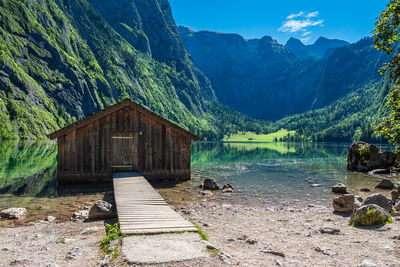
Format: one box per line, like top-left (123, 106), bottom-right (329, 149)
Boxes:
top-left (111, 132), bottom-right (135, 172)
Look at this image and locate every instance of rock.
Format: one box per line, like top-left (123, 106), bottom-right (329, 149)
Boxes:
top-left (355, 195), bottom-right (364, 209)
top-left (45, 216), bottom-right (56, 222)
top-left (319, 227), bottom-right (340, 235)
top-left (88, 200), bottom-right (116, 219)
top-left (237, 235), bottom-right (248, 240)
top-left (218, 251), bottom-right (233, 264)
top-left (203, 178), bottom-right (220, 190)
top-left (98, 254), bottom-right (112, 267)
top-left (0, 208), bottom-right (27, 220)
top-left (246, 238), bottom-right (257, 245)
top-left (10, 257), bottom-right (28, 265)
top-left (362, 193), bottom-right (393, 212)
top-left (391, 190), bottom-right (400, 202)
top-left (394, 200), bottom-right (400, 211)
top-left (222, 188), bottom-right (233, 193)
top-left (57, 237), bottom-right (74, 243)
top-left (360, 188), bottom-right (371, 192)
top-left (80, 226), bottom-right (100, 235)
top-left (396, 182), bottom-right (400, 191)
top-left (333, 194), bottom-right (355, 213)
top-left (222, 184), bottom-right (234, 190)
top-left (274, 259), bottom-right (283, 266)
top-left (311, 183), bottom-right (321, 187)
top-left (315, 246), bottom-right (336, 256)
top-left (72, 210), bottom-right (89, 220)
top-left (369, 169), bottom-right (390, 175)
top-left (200, 190), bottom-right (212, 196)
top-left (375, 178), bottom-right (394, 190)
top-left (350, 204), bottom-right (390, 226)
top-left (347, 141), bottom-right (396, 172)
top-left (201, 240), bottom-right (219, 250)
top-left (358, 259), bottom-right (378, 267)
top-left (66, 247), bottom-right (83, 259)
top-left (260, 250), bottom-right (285, 258)
top-left (331, 183), bottom-right (347, 194)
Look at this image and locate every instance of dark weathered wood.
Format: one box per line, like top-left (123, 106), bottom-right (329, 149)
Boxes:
top-left (52, 100), bottom-right (196, 184)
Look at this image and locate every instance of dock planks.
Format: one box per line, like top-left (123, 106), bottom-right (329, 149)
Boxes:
top-left (113, 172), bottom-right (197, 234)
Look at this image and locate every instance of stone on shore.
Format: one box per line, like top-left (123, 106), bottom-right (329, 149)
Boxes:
top-left (0, 208), bottom-right (27, 220)
top-left (71, 210), bottom-right (89, 220)
top-left (331, 183), bottom-right (347, 194)
top-left (350, 204), bottom-right (390, 227)
top-left (358, 260), bottom-right (378, 267)
top-left (394, 200), bottom-right (400, 211)
top-left (391, 190), bottom-right (400, 202)
top-left (347, 141), bottom-right (396, 172)
top-left (319, 227), bottom-right (340, 235)
top-left (362, 194), bottom-right (393, 212)
top-left (375, 178), bottom-right (394, 190)
top-left (355, 195), bottom-right (364, 209)
top-left (80, 226), bottom-right (101, 235)
top-left (203, 178), bottom-right (220, 190)
top-left (333, 194), bottom-right (355, 213)
top-left (45, 216), bottom-right (56, 222)
top-left (88, 200), bottom-right (116, 220)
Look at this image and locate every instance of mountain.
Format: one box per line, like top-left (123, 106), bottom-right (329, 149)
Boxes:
top-left (179, 27), bottom-right (389, 126)
top-left (285, 37), bottom-right (350, 58)
top-left (0, 0), bottom-right (268, 140)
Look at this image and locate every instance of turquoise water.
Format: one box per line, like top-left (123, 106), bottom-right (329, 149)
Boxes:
top-left (0, 140), bottom-right (396, 211)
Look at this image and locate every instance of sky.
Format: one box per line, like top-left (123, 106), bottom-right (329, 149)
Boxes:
top-left (169, 0), bottom-right (388, 45)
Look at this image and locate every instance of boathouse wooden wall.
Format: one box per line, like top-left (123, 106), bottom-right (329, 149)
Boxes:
top-left (56, 107), bottom-right (192, 183)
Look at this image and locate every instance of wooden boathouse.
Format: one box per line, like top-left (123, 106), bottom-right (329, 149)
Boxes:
top-left (47, 98), bottom-right (199, 184)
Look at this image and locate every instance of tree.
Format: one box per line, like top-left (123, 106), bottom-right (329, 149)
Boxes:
top-left (374, 0), bottom-right (400, 148)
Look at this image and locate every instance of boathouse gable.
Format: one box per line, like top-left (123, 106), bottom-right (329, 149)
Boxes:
top-left (48, 99), bottom-right (198, 183)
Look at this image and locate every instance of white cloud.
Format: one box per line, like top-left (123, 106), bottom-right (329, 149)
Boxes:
top-left (300, 37), bottom-right (311, 43)
top-left (287, 11), bottom-right (304, 19)
top-left (306, 11), bottom-right (319, 18)
top-left (278, 11), bottom-right (323, 38)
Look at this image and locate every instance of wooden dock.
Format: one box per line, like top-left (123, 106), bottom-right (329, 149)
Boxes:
top-left (113, 172), bottom-right (197, 234)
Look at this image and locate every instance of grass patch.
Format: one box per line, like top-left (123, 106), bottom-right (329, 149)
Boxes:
top-left (223, 129), bottom-right (296, 142)
top-left (349, 208), bottom-right (393, 227)
top-left (190, 221), bottom-right (209, 241)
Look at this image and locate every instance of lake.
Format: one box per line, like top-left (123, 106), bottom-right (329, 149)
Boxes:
top-left (0, 140), bottom-right (396, 223)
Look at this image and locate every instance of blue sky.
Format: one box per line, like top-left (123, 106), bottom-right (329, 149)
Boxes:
top-left (169, 0), bottom-right (388, 44)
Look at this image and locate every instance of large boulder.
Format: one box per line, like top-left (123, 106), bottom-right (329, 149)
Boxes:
top-left (0, 208), bottom-right (27, 220)
top-left (347, 141), bottom-right (396, 172)
top-left (203, 178), bottom-right (220, 190)
top-left (89, 200), bottom-right (116, 219)
top-left (331, 183), bottom-right (347, 194)
top-left (375, 178), bottom-right (394, 190)
top-left (333, 194), bottom-right (355, 213)
top-left (362, 193), bottom-right (393, 212)
top-left (350, 204), bottom-right (390, 227)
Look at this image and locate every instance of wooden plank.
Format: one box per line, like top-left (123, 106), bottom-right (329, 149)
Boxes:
top-left (113, 172), bottom-right (197, 234)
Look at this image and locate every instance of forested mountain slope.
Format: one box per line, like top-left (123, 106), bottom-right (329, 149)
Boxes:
top-left (0, 0), bottom-right (267, 140)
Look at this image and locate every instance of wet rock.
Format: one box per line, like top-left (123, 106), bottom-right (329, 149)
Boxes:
top-left (246, 238), bottom-right (257, 245)
top-left (362, 193), bottom-right (393, 212)
top-left (347, 141), bottom-right (396, 172)
top-left (222, 188), bottom-right (233, 193)
top-left (392, 190), bottom-right (400, 202)
top-left (315, 246), bottom-right (336, 256)
top-left (80, 226), bottom-right (100, 235)
top-left (88, 200), bottom-right (116, 220)
top-left (203, 178), bottom-right (220, 190)
top-left (45, 216), bottom-right (56, 222)
top-left (333, 194), bottom-right (355, 213)
top-left (319, 227), bottom-right (340, 235)
top-left (331, 183), bottom-right (347, 194)
top-left (0, 208), bottom-right (27, 220)
top-left (200, 190), bottom-right (212, 196)
top-left (375, 178), bottom-right (394, 190)
top-left (350, 204), bottom-right (390, 226)
top-left (369, 169), bottom-right (390, 175)
top-left (222, 184), bottom-right (234, 190)
top-left (66, 247), bottom-right (84, 259)
top-left (360, 188), bottom-right (371, 192)
top-left (72, 210), bottom-right (89, 220)
top-left (358, 259), bottom-right (378, 267)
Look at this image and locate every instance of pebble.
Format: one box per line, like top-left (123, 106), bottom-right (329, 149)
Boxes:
top-left (80, 226), bottom-right (101, 235)
top-left (45, 216), bottom-right (56, 222)
top-left (246, 238), bottom-right (257, 245)
top-left (66, 247), bottom-right (84, 259)
top-left (218, 251), bottom-right (233, 264)
top-left (315, 246), bottom-right (336, 256)
top-left (358, 260), bottom-right (378, 267)
top-left (201, 240), bottom-right (219, 250)
top-left (319, 227), bottom-right (340, 235)
top-left (274, 259), bottom-right (283, 266)
top-left (260, 250), bottom-right (285, 258)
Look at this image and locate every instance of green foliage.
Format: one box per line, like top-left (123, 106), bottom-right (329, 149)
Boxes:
top-left (349, 208), bottom-right (392, 227)
top-left (101, 223), bottom-right (121, 253)
top-left (374, 0), bottom-right (400, 150)
top-left (359, 144), bottom-right (371, 160)
top-left (190, 221), bottom-right (209, 241)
